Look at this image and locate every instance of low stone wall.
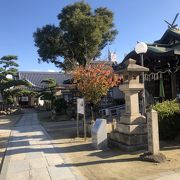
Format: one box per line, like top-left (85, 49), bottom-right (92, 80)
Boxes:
top-left (87, 120), bottom-right (116, 136)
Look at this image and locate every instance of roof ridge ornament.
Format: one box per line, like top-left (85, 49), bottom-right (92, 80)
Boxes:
top-left (164, 13), bottom-right (179, 29)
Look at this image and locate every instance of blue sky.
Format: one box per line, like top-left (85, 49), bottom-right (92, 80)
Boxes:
top-left (0, 0), bottom-right (179, 71)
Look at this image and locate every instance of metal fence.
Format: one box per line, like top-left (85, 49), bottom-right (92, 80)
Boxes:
top-left (0, 104), bottom-right (15, 111)
top-left (99, 105), bottom-right (125, 120)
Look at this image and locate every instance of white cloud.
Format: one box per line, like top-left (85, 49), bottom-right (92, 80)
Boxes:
top-left (24, 69), bottom-right (58, 72)
top-left (47, 69), bottom-right (57, 72)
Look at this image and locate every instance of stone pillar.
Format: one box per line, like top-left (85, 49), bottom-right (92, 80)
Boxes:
top-left (147, 109), bottom-right (159, 154)
top-left (139, 109), bottom-right (166, 163)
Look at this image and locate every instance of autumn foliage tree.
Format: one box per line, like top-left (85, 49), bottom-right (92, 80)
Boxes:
top-left (73, 63), bottom-right (120, 120)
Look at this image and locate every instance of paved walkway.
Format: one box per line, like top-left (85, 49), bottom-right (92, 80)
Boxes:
top-left (0, 111), bottom-right (81, 180)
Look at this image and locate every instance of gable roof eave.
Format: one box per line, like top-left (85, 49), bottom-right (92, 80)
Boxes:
top-left (154, 27), bottom-right (180, 44)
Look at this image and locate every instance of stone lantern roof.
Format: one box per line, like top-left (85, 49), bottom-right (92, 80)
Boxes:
top-left (120, 58), bottom-right (149, 73)
top-left (119, 58), bottom-right (149, 90)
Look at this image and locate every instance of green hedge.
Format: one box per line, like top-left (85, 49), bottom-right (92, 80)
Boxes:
top-left (153, 100), bottom-right (180, 140)
top-left (54, 98), bottom-right (67, 114)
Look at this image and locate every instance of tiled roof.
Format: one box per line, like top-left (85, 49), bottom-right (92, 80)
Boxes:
top-left (18, 71), bottom-right (71, 88)
top-left (154, 27), bottom-right (180, 44)
top-left (90, 60), bottom-right (113, 65)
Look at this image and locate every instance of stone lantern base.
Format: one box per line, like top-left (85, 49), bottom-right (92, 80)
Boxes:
top-left (109, 115), bottom-right (148, 151)
top-left (109, 133), bottom-right (147, 151)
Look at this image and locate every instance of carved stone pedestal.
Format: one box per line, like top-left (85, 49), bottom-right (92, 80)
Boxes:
top-left (109, 116), bottom-right (148, 151)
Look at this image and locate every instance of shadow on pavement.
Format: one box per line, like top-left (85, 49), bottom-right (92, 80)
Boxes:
top-left (55, 157), bottom-right (139, 167)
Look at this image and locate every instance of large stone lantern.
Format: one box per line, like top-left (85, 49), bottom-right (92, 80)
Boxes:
top-left (109, 58), bottom-right (149, 151)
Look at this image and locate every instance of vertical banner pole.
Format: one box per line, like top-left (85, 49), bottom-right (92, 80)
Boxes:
top-left (83, 105), bottom-right (87, 141)
top-left (77, 112), bottom-right (79, 138)
top-left (77, 97), bottom-right (86, 140)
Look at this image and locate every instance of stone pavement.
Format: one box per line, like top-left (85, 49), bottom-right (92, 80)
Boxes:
top-left (0, 111), bottom-right (82, 180)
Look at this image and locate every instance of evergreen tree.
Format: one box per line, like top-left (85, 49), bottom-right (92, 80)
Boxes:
top-left (0, 55), bottom-right (29, 103)
top-left (39, 78), bottom-right (57, 109)
top-left (34, 1), bottom-right (118, 71)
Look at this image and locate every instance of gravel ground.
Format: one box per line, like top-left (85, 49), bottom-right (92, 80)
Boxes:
top-left (39, 112), bottom-right (180, 180)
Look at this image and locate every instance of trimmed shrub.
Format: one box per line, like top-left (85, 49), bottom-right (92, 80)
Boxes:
top-left (0, 111), bottom-right (7, 115)
top-left (153, 100), bottom-right (180, 140)
top-left (54, 98), bottom-right (67, 114)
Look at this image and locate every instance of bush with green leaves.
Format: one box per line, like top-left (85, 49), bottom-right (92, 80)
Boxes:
top-left (153, 99), bottom-right (179, 119)
top-left (153, 100), bottom-right (180, 140)
top-left (54, 98), bottom-right (67, 114)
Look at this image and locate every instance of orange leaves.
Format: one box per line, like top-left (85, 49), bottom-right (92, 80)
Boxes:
top-left (72, 63), bottom-right (121, 104)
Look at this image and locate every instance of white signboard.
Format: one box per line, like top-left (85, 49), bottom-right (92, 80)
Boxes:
top-left (77, 98), bottom-right (84, 114)
top-left (21, 96), bottom-right (29, 102)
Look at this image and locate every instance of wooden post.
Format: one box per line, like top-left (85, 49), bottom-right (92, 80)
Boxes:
top-left (171, 74), bottom-right (177, 99)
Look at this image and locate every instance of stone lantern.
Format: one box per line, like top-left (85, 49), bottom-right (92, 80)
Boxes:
top-left (109, 58), bottom-right (149, 151)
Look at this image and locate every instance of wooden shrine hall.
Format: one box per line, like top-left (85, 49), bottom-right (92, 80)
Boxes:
top-left (120, 16), bottom-right (180, 101)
